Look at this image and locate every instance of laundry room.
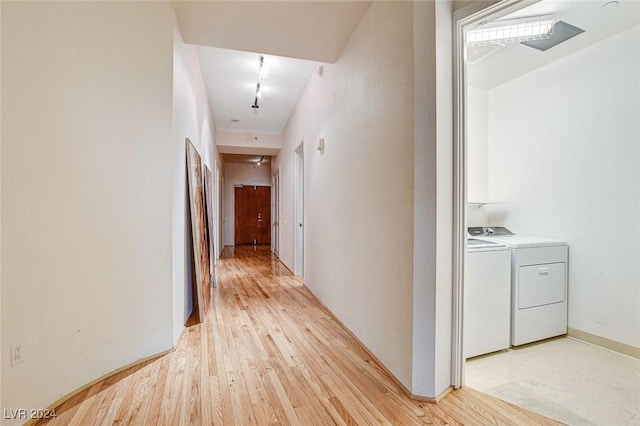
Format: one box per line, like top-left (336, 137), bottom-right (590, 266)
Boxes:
top-left (461, 1), bottom-right (639, 424)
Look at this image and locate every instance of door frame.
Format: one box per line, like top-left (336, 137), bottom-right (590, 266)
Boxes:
top-left (451, 0), bottom-right (538, 389)
top-left (294, 142), bottom-right (304, 277)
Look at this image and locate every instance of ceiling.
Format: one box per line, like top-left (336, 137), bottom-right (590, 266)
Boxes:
top-left (172, 0), bottom-right (640, 139)
top-left (196, 46), bottom-right (317, 134)
top-left (173, 1), bottom-right (371, 136)
top-left (173, 1), bottom-right (371, 63)
top-left (467, 0), bottom-right (640, 89)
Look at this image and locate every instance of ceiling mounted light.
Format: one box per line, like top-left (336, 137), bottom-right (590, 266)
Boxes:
top-left (466, 15), bottom-right (555, 47)
top-left (251, 56), bottom-right (264, 114)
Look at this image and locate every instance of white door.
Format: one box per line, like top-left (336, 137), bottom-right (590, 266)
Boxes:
top-left (272, 171), bottom-right (280, 257)
top-left (294, 143), bottom-right (304, 276)
top-left (215, 162), bottom-right (221, 258)
top-left (219, 170), bottom-right (224, 253)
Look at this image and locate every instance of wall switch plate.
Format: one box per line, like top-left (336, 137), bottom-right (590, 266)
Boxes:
top-left (10, 343), bottom-right (24, 366)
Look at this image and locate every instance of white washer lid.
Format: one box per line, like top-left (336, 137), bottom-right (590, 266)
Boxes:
top-left (478, 234), bottom-right (567, 248)
top-left (467, 238), bottom-right (509, 252)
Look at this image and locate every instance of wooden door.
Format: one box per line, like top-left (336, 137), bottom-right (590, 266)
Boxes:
top-left (234, 186), bottom-right (254, 245)
top-left (255, 186), bottom-right (271, 245)
top-left (234, 185), bottom-right (271, 245)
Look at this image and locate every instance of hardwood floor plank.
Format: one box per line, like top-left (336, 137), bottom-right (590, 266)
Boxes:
top-left (159, 344), bottom-right (184, 425)
top-left (124, 359), bottom-right (162, 425)
top-left (63, 382), bottom-right (105, 426)
top-left (138, 351), bottom-right (171, 425)
top-left (36, 245), bottom-right (563, 426)
top-left (320, 373), bottom-right (373, 426)
top-left (184, 325), bottom-right (202, 426)
top-left (111, 362), bottom-right (152, 425)
top-left (78, 369), bottom-right (132, 425)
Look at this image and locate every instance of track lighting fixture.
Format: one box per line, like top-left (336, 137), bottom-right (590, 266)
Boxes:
top-left (252, 56), bottom-right (264, 114)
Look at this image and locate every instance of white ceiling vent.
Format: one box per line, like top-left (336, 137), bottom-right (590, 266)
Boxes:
top-left (521, 21), bottom-right (585, 51)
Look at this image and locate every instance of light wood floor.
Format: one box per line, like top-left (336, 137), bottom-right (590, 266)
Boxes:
top-left (38, 246), bottom-right (561, 425)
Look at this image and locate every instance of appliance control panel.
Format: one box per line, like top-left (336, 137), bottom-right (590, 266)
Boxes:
top-left (468, 226), bottom-right (515, 237)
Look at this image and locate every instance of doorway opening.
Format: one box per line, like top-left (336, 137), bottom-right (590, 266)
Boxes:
top-left (294, 142), bottom-right (304, 277)
top-left (452, 0), bottom-right (527, 388)
top-left (453, 1), bottom-right (640, 424)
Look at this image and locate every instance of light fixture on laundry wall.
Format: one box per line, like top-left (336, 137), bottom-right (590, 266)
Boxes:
top-left (256, 155), bottom-right (265, 166)
top-left (466, 15), bottom-right (555, 47)
top-left (251, 56), bottom-right (265, 114)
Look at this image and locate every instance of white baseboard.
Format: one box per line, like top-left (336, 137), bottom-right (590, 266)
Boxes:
top-left (568, 328), bottom-right (640, 360)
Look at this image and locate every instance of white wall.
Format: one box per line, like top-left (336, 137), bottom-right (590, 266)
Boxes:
top-left (0, 1), bottom-right (4, 409)
top-left (223, 163), bottom-right (271, 246)
top-left (275, 1), bottom-right (415, 391)
top-left (466, 86), bottom-right (490, 227)
top-left (486, 26), bottom-right (640, 348)
top-left (411, 0), bottom-right (454, 398)
top-left (467, 86), bottom-right (489, 203)
top-left (172, 19), bottom-right (220, 343)
top-left (1, 2), bottom-right (175, 421)
top-left (433, 0), bottom-right (455, 396)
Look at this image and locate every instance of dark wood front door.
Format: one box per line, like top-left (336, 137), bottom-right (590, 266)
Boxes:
top-left (234, 185), bottom-right (271, 245)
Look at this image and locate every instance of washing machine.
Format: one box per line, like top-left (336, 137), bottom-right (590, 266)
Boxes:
top-left (465, 238), bottom-right (511, 358)
top-left (469, 227), bottom-right (568, 346)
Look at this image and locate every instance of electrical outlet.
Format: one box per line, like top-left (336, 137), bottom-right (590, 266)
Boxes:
top-left (11, 343), bottom-right (24, 366)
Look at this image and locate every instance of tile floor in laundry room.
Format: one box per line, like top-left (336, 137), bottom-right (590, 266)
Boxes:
top-left (465, 337), bottom-right (640, 426)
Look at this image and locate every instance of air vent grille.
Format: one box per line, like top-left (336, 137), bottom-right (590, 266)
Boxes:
top-left (521, 21), bottom-right (585, 51)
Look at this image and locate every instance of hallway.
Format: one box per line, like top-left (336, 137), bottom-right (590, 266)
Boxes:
top-left (38, 246), bottom-right (559, 425)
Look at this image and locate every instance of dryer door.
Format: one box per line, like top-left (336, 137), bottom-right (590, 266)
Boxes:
top-left (518, 262), bottom-right (566, 309)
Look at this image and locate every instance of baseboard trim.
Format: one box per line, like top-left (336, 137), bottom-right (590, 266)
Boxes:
top-left (302, 284), bottom-right (444, 403)
top-left (26, 347), bottom-right (174, 425)
top-left (568, 327), bottom-right (640, 360)
top-left (411, 385), bottom-right (454, 403)
top-left (280, 261), bottom-right (295, 276)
